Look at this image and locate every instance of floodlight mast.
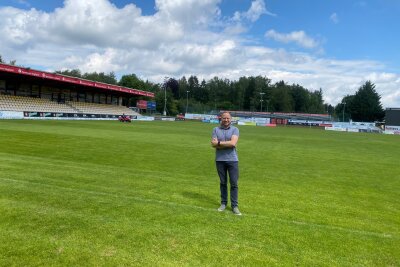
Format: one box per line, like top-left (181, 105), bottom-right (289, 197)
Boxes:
top-left (163, 85), bottom-right (167, 116)
top-left (186, 90), bottom-right (190, 114)
top-left (259, 92), bottom-right (265, 112)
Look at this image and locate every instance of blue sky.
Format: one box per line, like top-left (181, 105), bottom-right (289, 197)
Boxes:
top-left (1, 0), bottom-right (399, 107)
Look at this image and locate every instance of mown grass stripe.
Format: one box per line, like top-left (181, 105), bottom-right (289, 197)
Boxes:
top-left (1, 177), bottom-right (394, 239)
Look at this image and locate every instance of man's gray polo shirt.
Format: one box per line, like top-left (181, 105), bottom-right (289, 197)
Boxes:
top-left (212, 125), bottom-right (239, 161)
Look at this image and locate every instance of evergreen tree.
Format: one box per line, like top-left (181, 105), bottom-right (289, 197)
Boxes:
top-left (272, 81), bottom-right (294, 112)
top-left (291, 84), bottom-right (309, 112)
top-left (351, 81), bottom-right (384, 121)
top-left (178, 76), bottom-right (188, 99)
top-left (243, 77), bottom-right (255, 110)
top-left (308, 89), bottom-right (324, 113)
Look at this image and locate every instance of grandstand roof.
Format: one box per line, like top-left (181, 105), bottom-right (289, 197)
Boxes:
top-left (0, 63), bottom-right (154, 98)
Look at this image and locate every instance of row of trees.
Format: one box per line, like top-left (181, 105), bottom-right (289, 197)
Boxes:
top-left (158, 76), bottom-right (327, 115)
top-left (56, 71), bottom-right (328, 116)
top-left (55, 68), bottom-right (385, 122)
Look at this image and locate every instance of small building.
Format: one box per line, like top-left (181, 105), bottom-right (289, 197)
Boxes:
top-left (385, 108), bottom-right (400, 134)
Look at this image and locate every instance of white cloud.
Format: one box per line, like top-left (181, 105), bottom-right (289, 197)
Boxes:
top-left (244, 0), bottom-right (268, 22)
top-left (233, 0), bottom-right (275, 22)
top-left (0, 0), bottom-right (399, 108)
top-left (0, 0), bottom-right (186, 50)
top-left (330, 13), bottom-right (339, 24)
top-left (265, 29), bottom-right (319, 49)
top-left (155, 0), bottom-right (221, 28)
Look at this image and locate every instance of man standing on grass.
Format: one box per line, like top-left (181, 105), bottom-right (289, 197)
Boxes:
top-left (211, 112), bottom-right (241, 215)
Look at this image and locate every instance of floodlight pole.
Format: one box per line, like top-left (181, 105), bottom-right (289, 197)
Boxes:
top-left (342, 102), bottom-right (346, 122)
top-left (186, 90), bottom-right (190, 114)
top-left (163, 85), bottom-right (167, 116)
top-left (259, 92), bottom-right (265, 112)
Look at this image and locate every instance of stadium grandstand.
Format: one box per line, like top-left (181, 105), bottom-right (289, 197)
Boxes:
top-left (0, 63), bottom-right (154, 119)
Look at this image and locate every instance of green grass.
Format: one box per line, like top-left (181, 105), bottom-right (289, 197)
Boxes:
top-left (0, 119), bottom-right (399, 266)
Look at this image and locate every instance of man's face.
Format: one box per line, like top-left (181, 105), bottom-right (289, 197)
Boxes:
top-left (221, 113), bottom-right (231, 128)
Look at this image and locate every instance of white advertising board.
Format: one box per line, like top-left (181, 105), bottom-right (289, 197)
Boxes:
top-left (0, 111), bottom-right (24, 119)
top-left (135, 116), bottom-right (155, 121)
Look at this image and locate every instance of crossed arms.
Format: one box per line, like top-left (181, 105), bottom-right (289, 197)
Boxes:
top-left (211, 135), bottom-right (238, 149)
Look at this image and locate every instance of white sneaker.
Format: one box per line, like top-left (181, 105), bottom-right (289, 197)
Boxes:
top-left (232, 207), bottom-right (242, 215)
top-left (217, 204), bottom-right (226, 212)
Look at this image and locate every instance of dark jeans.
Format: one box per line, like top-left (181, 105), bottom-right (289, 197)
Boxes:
top-left (216, 161), bottom-right (239, 208)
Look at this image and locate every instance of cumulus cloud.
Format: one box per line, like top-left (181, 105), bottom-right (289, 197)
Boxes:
top-left (0, 0), bottom-right (399, 107)
top-left (233, 0), bottom-right (275, 22)
top-left (0, 0), bottom-right (186, 50)
top-left (265, 29), bottom-right (319, 49)
top-left (155, 0), bottom-right (221, 28)
top-left (330, 13), bottom-right (339, 24)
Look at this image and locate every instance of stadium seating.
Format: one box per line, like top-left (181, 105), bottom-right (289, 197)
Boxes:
top-left (66, 101), bottom-right (137, 116)
top-left (0, 94), bottom-right (75, 113)
top-left (0, 94), bottom-right (139, 116)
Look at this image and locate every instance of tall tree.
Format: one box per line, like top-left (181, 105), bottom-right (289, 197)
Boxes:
top-left (350, 81), bottom-right (384, 121)
top-left (243, 77), bottom-right (256, 110)
top-left (271, 81), bottom-right (294, 112)
top-left (253, 76), bottom-right (272, 112)
top-left (308, 89), bottom-right (324, 113)
top-left (197, 79), bottom-right (209, 103)
top-left (291, 84), bottom-right (309, 112)
top-left (178, 76), bottom-right (188, 99)
top-left (235, 77), bottom-right (249, 111)
top-left (159, 77), bottom-right (179, 115)
top-left (335, 95), bottom-right (354, 122)
top-left (164, 77), bottom-right (179, 99)
top-left (154, 88), bottom-right (178, 115)
top-left (188, 75), bottom-right (200, 101)
top-left (119, 74), bottom-right (144, 89)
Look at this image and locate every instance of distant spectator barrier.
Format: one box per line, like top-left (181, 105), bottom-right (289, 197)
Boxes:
top-left (325, 121), bottom-right (382, 133)
top-left (384, 125), bottom-right (400, 135)
top-left (135, 116), bottom-right (155, 121)
top-left (0, 111), bottom-right (24, 119)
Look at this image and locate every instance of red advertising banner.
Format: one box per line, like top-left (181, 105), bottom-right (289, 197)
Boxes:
top-left (137, 100), bottom-right (147, 109)
top-left (0, 63), bottom-right (154, 97)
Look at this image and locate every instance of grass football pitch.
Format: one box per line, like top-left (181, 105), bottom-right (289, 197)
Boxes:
top-left (0, 119), bottom-right (399, 266)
